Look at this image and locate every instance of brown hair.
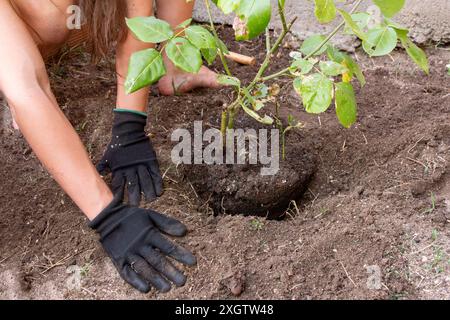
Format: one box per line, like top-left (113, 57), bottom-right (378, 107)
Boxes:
top-left (79, 0), bottom-right (128, 61)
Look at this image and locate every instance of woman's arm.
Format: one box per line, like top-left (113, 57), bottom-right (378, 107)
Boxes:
top-left (115, 0), bottom-right (155, 112)
top-left (0, 0), bottom-right (112, 220)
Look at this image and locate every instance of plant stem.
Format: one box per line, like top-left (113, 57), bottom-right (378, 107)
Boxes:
top-left (278, 0), bottom-right (288, 32)
top-left (248, 17), bottom-right (297, 89)
top-left (204, 0), bottom-right (232, 76)
top-left (261, 0), bottom-right (364, 82)
top-left (220, 110), bottom-right (228, 137)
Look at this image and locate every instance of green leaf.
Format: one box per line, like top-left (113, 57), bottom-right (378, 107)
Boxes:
top-left (240, 103), bottom-right (273, 125)
top-left (235, 0), bottom-right (271, 40)
top-left (201, 48), bottom-right (218, 65)
top-left (300, 35), bottom-right (328, 56)
top-left (291, 58), bottom-right (317, 75)
top-left (165, 37), bottom-right (202, 73)
top-left (216, 38), bottom-right (230, 54)
top-left (396, 30), bottom-right (429, 74)
top-left (338, 9), bottom-right (367, 41)
top-left (125, 49), bottom-right (166, 94)
top-left (293, 77), bottom-right (302, 94)
top-left (386, 18), bottom-right (408, 31)
top-left (319, 61), bottom-right (349, 76)
top-left (335, 82), bottom-right (357, 128)
top-left (126, 16), bottom-right (173, 43)
top-left (217, 75), bottom-right (241, 87)
top-left (373, 0), bottom-right (405, 18)
top-left (351, 12), bottom-right (370, 30)
top-left (314, 0), bottom-right (337, 24)
top-left (362, 27), bottom-right (398, 56)
top-left (176, 18), bottom-right (192, 30)
top-left (298, 73), bottom-right (334, 114)
top-left (345, 55), bottom-right (366, 87)
top-left (217, 0), bottom-right (241, 14)
top-left (185, 25), bottom-right (217, 49)
top-left (327, 46), bottom-right (365, 86)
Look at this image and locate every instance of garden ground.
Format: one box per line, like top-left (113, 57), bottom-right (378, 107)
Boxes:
top-left (0, 28), bottom-right (449, 299)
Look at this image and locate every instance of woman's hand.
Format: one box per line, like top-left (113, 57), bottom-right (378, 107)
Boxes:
top-left (97, 109), bottom-right (163, 205)
top-left (90, 195), bottom-right (196, 293)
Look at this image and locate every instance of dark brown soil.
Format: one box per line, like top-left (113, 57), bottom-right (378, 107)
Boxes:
top-left (1, 28), bottom-right (449, 299)
top-left (181, 118), bottom-right (317, 218)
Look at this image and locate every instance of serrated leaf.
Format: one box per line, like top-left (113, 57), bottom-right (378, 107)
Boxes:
top-left (300, 35), bottom-right (328, 56)
top-left (126, 16), bottom-right (173, 43)
top-left (373, 0), bottom-right (405, 18)
top-left (217, 75), bottom-right (241, 87)
top-left (185, 25), bottom-right (217, 49)
top-left (338, 9), bottom-right (367, 41)
top-left (235, 0), bottom-right (271, 40)
top-left (396, 30), bottom-right (429, 74)
top-left (298, 73), bottom-right (334, 114)
top-left (314, 0), bottom-right (337, 24)
top-left (125, 49), bottom-right (166, 94)
top-left (165, 37), bottom-right (202, 73)
top-left (217, 0), bottom-right (241, 14)
top-left (362, 27), bottom-right (397, 57)
top-left (319, 61), bottom-right (349, 76)
top-left (335, 82), bottom-right (357, 128)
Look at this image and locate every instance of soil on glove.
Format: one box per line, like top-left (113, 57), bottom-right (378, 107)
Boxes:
top-left (1, 27), bottom-right (449, 299)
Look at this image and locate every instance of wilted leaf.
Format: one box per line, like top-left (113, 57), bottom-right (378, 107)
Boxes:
top-left (217, 75), bottom-right (241, 87)
top-left (235, 0), bottom-right (271, 40)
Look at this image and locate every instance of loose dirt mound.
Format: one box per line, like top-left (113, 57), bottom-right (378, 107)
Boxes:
top-left (1, 29), bottom-right (449, 299)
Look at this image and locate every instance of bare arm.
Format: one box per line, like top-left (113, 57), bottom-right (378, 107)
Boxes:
top-left (0, 0), bottom-right (112, 220)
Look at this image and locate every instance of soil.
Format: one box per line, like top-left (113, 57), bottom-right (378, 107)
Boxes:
top-left (181, 118), bottom-right (317, 218)
top-left (1, 27), bottom-right (449, 300)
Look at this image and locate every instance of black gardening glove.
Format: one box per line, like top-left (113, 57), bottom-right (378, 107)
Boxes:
top-left (97, 110), bottom-right (163, 205)
top-left (89, 195), bottom-right (197, 293)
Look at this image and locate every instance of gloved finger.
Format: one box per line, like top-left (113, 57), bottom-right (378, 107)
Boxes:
top-left (137, 166), bottom-right (157, 202)
top-left (128, 254), bottom-right (171, 293)
top-left (125, 170), bottom-right (141, 206)
top-left (147, 210), bottom-right (187, 237)
top-left (96, 155), bottom-right (111, 176)
top-left (146, 230), bottom-right (197, 266)
top-left (148, 163), bottom-right (163, 197)
top-left (111, 172), bottom-right (125, 196)
top-left (120, 264), bottom-right (151, 293)
top-left (140, 246), bottom-right (187, 287)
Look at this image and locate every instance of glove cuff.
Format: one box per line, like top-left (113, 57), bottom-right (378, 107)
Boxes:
top-left (114, 108), bottom-right (147, 118)
top-left (89, 194), bottom-right (125, 231)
